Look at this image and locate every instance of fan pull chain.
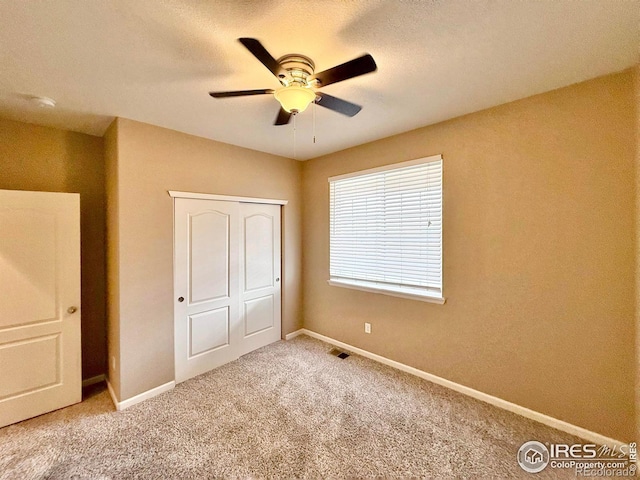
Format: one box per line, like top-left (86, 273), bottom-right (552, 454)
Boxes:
top-left (313, 99), bottom-right (316, 144)
top-left (293, 113), bottom-right (297, 159)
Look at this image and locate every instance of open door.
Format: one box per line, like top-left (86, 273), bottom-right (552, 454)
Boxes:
top-left (0, 189), bottom-right (81, 427)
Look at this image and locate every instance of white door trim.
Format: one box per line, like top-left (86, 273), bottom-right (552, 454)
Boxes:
top-left (168, 191), bottom-right (288, 205)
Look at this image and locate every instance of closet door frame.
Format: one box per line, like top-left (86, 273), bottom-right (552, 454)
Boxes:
top-left (170, 191), bottom-right (287, 384)
top-left (169, 191), bottom-right (287, 206)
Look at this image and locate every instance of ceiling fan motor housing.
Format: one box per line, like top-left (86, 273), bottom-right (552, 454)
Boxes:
top-left (276, 54), bottom-right (315, 86)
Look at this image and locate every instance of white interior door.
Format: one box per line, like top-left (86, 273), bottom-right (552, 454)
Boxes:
top-left (0, 189), bottom-right (81, 428)
top-left (239, 203), bottom-right (281, 356)
top-left (174, 198), bottom-right (240, 383)
top-left (174, 197), bottom-right (283, 384)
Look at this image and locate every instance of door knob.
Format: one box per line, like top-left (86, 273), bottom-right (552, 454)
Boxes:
top-left (178, 297), bottom-right (184, 303)
top-left (275, 278), bottom-right (280, 282)
top-left (67, 306), bottom-right (78, 314)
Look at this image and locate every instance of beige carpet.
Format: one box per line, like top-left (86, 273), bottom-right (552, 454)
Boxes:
top-left (1, 335), bottom-right (584, 479)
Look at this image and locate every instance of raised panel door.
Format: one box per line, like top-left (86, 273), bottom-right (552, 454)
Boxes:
top-left (174, 199), bottom-right (240, 383)
top-left (239, 203), bottom-right (281, 356)
top-left (0, 189), bottom-right (81, 427)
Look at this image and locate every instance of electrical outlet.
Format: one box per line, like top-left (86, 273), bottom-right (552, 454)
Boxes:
top-left (364, 322), bottom-right (371, 334)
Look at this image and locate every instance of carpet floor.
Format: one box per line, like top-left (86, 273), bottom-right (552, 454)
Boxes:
top-left (1, 335), bottom-right (585, 479)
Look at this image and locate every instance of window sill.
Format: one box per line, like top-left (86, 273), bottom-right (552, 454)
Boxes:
top-left (327, 279), bottom-right (446, 304)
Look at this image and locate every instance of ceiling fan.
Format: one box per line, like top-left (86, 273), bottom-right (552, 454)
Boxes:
top-left (209, 38), bottom-right (377, 125)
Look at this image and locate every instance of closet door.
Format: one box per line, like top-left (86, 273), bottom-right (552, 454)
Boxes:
top-left (239, 203), bottom-right (282, 356)
top-left (174, 198), bottom-right (240, 383)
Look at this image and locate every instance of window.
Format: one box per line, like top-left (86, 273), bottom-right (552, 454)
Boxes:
top-left (328, 155), bottom-right (443, 303)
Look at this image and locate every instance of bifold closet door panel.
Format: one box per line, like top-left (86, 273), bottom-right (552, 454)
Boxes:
top-left (174, 198), bottom-right (240, 383)
top-left (238, 203), bottom-right (282, 356)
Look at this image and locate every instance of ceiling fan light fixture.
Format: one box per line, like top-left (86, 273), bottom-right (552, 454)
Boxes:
top-left (29, 96), bottom-right (56, 108)
top-left (209, 39), bottom-right (376, 125)
top-left (274, 86), bottom-right (316, 114)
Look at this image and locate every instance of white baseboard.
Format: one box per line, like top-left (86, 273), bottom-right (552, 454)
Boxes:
top-left (82, 374), bottom-right (106, 387)
top-left (106, 379), bottom-right (175, 411)
top-left (106, 379), bottom-right (118, 410)
top-left (292, 328), bottom-right (626, 448)
top-left (284, 329), bottom-right (304, 340)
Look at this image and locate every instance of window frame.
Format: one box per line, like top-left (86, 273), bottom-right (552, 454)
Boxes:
top-left (327, 154), bottom-right (445, 304)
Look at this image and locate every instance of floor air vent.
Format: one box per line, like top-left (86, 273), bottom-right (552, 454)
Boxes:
top-left (329, 348), bottom-right (350, 359)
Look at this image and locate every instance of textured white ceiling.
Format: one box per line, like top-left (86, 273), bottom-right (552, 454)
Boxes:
top-left (0, 0), bottom-right (637, 160)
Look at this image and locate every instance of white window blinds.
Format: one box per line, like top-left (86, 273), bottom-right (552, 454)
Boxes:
top-left (329, 155), bottom-right (443, 301)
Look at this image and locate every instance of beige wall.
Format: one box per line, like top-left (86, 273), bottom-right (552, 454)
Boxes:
top-left (109, 118), bottom-right (302, 400)
top-left (0, 118), bottom-right (107, 380)
top-left (302, 70), bottom-right (636, 441)
top-left (104, 120), bottom-right (121, 398)
top-left (635, 64), bottom-right (639, 446)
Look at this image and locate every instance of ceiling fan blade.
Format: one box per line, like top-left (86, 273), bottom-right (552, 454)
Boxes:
top-left (274, 107), bottom-right (292, 125)
top-left (311, 54), bottom-right (377, 87)
top-left (238, 38), bottom-right (282, 78)
top-left (315, 93), bottom-right (362, 117)
top-left (209, 89), bottom-right (274, 98)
